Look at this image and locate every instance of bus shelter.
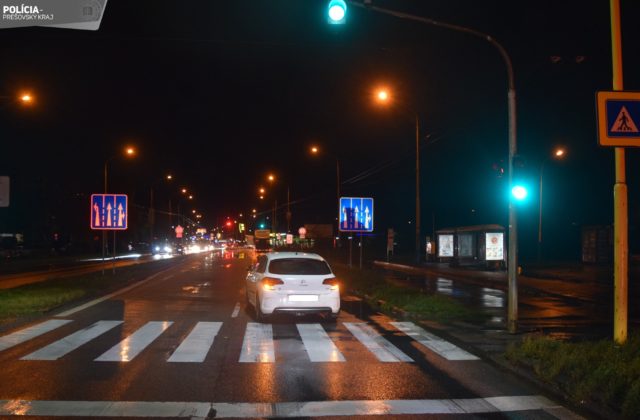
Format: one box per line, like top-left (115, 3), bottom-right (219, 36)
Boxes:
top-left (436, 224), bottom-right (506, 269)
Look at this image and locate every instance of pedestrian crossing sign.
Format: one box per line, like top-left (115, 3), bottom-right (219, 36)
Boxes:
top-left (596, 90), bottom-right (640, 146)
top-left (90, 194), bottom-right (128, 230)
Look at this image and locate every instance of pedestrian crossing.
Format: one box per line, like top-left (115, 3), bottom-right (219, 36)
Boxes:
top-left (0, 318), bottom-right (478, 364)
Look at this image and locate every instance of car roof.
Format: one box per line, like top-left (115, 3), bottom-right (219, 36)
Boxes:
top-left (264, 252), bottom-right (325, 261)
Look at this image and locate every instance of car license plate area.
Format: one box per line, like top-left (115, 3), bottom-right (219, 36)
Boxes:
top-left (288, 294), bottom-right (319, 302)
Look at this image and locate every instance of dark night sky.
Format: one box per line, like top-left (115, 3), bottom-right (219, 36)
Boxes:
top-left (1, 0), bottom-right (640, 259)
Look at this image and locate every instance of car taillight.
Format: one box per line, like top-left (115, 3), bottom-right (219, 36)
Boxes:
top-left (262, 277), bottom-right (284, 291)
top-left (323, 277), bottom-right (339, 290)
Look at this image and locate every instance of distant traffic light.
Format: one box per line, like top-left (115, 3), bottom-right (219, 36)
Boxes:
top-left (259, 223), bottom-right (266, 229)
top-left (511, 185), bottom-right (528, 201)
top-left (327, 0), bottom-right (347, 24)
top-left (225, 220), bottom-right (232, 228)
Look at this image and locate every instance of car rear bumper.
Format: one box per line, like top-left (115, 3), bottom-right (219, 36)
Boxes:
top-left (260, 292), bottom-right (340, 315)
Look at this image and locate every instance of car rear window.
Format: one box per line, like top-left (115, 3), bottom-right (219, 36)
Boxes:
top-left (268, 258), bottom-right (332, 275)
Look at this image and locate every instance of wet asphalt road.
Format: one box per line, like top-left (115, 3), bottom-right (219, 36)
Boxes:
top-left (0, 251), bottom-right (579, 419)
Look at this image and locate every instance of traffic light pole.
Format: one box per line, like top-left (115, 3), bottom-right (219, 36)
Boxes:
top-left (347, 1), bottom-right (519, 333)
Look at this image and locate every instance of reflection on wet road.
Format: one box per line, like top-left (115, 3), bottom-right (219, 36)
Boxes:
top-left (382, 270), bottom-right (616, 339)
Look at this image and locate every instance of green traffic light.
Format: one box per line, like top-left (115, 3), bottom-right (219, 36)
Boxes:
top-left (511, 185), bottom-right (528, 201)
top-left (259, 223), bottom-right (265, 229)
top-left (328, 0), bottom-right (347, 24)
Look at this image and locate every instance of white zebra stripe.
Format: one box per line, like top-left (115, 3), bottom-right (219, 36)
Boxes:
top-left (0, 319), bottom-right (72, 352)
top-left (167, 322), bottom-right (221, 363)
top-left (95, 321), bottom-right (173, 362)
top-left (296, 324), bottom-right (345, 362)
top-left (344, 322), bottom-right (413, 362)
top-left (22, 320), bottom-right (122, 360)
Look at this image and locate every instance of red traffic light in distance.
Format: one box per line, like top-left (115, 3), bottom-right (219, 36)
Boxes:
top-left (225, 221), bottom-right (232, 227)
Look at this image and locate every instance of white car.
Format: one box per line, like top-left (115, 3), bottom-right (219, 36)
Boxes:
top-left (245, 252), bottom-right (340, 321)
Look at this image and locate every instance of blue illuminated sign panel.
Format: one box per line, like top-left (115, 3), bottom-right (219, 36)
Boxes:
top-left (339, 197), bottom-right (374, 233)
top-left (90, 194), bottom-right (128, 230)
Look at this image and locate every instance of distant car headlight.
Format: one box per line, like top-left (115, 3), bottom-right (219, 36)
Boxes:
top-left (164, 246), bottom-right (172, 253)
top-left (154, 246), bottom-right (160, 251)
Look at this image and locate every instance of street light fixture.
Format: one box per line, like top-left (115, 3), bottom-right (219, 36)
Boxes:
top-left (538, 147), bottom-right (566, 262)
top-left (344, 0), bottom-right (520, 334)
top-left (103, 145), bottom-right (136, 274)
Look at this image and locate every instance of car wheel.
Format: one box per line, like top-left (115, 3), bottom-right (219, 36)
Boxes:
top-left (328, 310), bottom-right (340, 323)
top-left (255, 296), bottom-right (267, 322)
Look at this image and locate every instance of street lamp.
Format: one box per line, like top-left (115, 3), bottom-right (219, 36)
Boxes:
top-left (538, 147), bottom-right (566, 262)
top-left (103, 145), bottom-right (136, 274)
top-left (344, 0), bottom-right (520, 334)
top-left (309, 145), bottom-right (341, 200)
top-left (373, 86), bottom-right (422, 264)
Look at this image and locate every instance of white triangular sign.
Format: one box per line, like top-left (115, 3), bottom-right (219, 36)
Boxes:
top-left (611, 106), bottom-right (639, 133)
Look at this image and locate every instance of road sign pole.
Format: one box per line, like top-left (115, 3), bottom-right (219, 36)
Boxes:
top-left (610, 0), bottom-right (628, 344)
top-left (349, 236), bottom-right (352, 268)
top-left (112, 231), bottom-right (116, 275)
top-left (359, 233), bottom-right (363, 269)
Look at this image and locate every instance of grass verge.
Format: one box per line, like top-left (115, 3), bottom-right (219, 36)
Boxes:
top-left (333, 263), bottom-right (489, 323)
top-left (0, 263), bottom-right (166, 325)
top-left (505, 333), bottom-right (640, 418)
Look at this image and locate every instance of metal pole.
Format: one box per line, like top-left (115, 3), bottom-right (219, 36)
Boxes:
top-left (286, 186), bottom-right (291, 233)
top-left (349, 236), bottom-right (352, 268)
top-left (507, 88), bottom-right (518, 334)
top-left (359, 233), bottom-right (363, 269)
top-left (415, 114), bottom-right (421, 264)
top-left (537, 160), bottom-right (545, 263)
top-left (336, 159), bottom-right (340, 249)
top-left (610, 0), bottom-right (628, 345)
top-left (102, 161), bottom-right (107, 276)
top-left (112, 231), bottom-right (116, 275)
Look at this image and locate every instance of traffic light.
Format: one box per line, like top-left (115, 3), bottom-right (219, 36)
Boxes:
top-left (511, 185), bottom-right (528, 201)
top-left (328, 0), bottom-right (347, 24)
top-left (259, 223), bottom-right (266, 229)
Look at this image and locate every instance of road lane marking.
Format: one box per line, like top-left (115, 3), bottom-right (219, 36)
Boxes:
top-left (344, 322), bottom-right (413, 363)
top-left (239, 322), bottom-right (274, 363)
top-left (0, 396), bottom-right (575, 418)
top-left (296, 324), bottom-right (345, 362)
top-left (167, 322), bottom-right (221, 363)
top-left (231, 302), bottom-right (241, 318)
top-left (95, 321), bottom-right (173, 362)
top-left (21, 320), bottom-right (123, 361)
top-left (55, 270), bottom-right (172, 317)
top-left (390, 322), bottom-right (479, 361)
top-left (0, 319), bottom-right (72, 352)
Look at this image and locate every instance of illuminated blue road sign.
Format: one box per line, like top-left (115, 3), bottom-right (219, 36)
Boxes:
top-left (597, 91), bottom-right (640, 147)
top-left (91, 194), bottom-right (128, 230)
top-left (339, 197), bottom-right (374, 232)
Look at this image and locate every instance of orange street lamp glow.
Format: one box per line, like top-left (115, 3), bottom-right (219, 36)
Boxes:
top-left (20, 93), bottom-right (33, 104)
top-left (166, 174), bottom-right (173, 180)
top-left (267, 174), bottom-right (275, 182)
top-left (310, 146), bottom-right (319, 154)
top-left (259, 187), bottom-right (265, 194)
top-left (252, 208), bottom-right (257, 213)
top-left (555, 148), bottom-right (565, 158)
top-left (181, 188), bottom-right (187, 194)
top-left (125, 146), bottom-right (136, 156)
top-left (377, 89), bottom-right (389, 102)
top-left (188, 195), bottom-right (193, 200)
top-left (192, 210), bottom-right (196, 214)
top-left (259, 195), bottom-right (264, 200)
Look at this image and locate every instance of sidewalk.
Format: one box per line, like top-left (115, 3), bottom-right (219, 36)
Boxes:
top-left (365, 259), bottom-right (631, 418)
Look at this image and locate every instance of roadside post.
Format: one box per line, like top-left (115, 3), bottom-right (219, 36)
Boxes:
top-left (339, 197), bottom-right (374, 270)
top-left (596, 88), bottom-right (640, 344)
top-left (90, 194), bottom-right (129, 275)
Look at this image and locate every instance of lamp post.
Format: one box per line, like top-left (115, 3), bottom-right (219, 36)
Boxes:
top-left (103, 146), bottom-right (136, 274)
top-left (345, 0), bottom-right (520, 333)
top-left (374, 88), bottom-right (422, 264)
top-left (310, 145), bottom-right (341, 247)
top-left (537, 148), bottom-right (566, 263)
